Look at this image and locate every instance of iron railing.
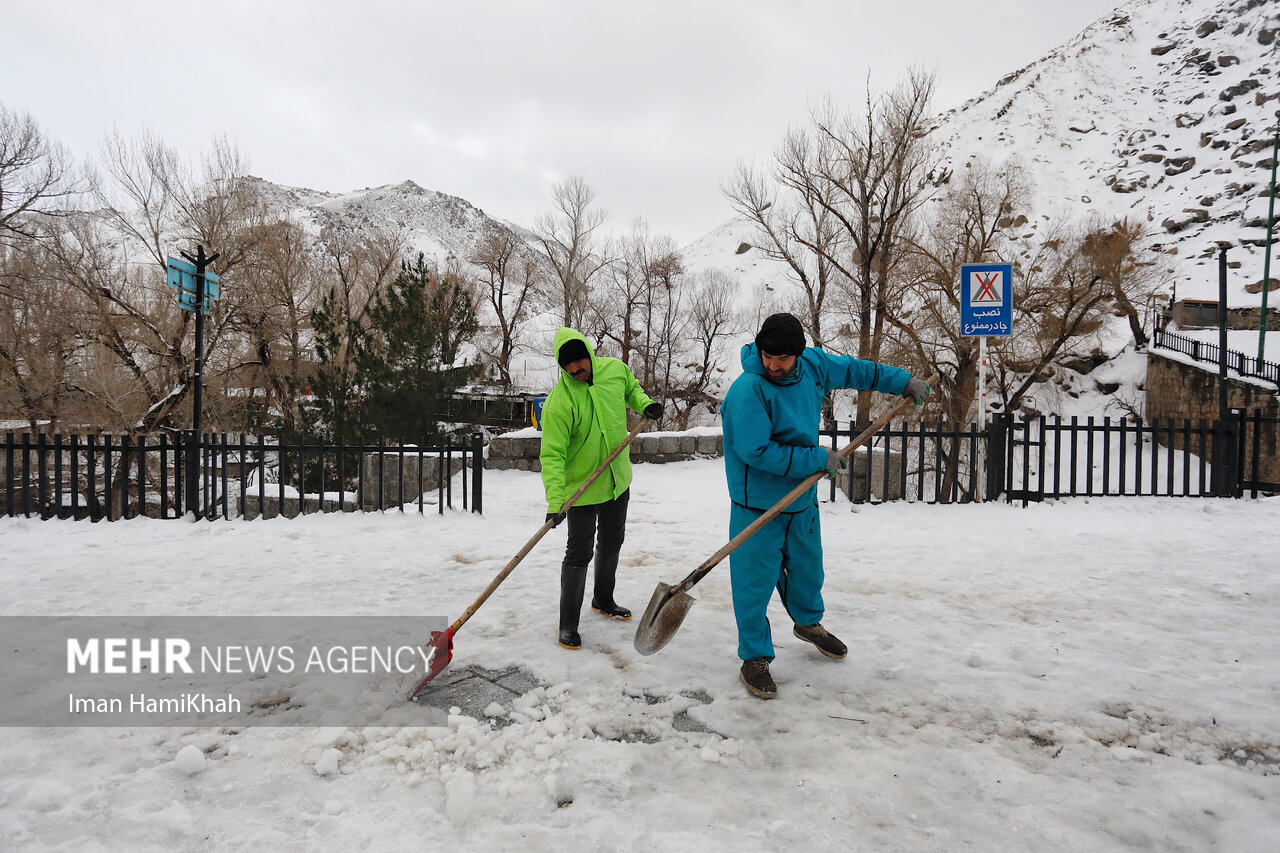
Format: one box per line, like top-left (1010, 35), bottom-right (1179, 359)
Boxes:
top-left (1153, 327), bottom-right (1280, 386)
top-left (1, 432), bottom-right (484, 521)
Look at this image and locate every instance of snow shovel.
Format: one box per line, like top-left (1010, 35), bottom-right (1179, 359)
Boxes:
top-left (633, 374), bottom-right (938, 656)
top-left (409, 416), bottom-right (652, 699)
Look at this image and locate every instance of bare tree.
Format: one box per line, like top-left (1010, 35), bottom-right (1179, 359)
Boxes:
top-left (990, 222), bottom-right (1124, 415)
top-left (724, 158), bottom-right (845, 351)
top-left (310, 224), bottom-right (407, 415)
top-left (218, 218), bottom-right (326, 431)
top-left (727, 71), bottom-right (939, 428)
top-left (533, 175), bottom-right (610, 328)
top-left (0, 236), bottom-right (82, 428)
top-left (666, 268), bottom-right (743, 428)
top-left (1081, 218), bottom-right (1159, 349)
top-left (889, 157), bottom-right (1028, 427)
top-left (470, 227), bottom-right (543, 386)
top-left (0, 104), bottom-right (83, 243)
top-left (52, 131), bottom-right (267, 434)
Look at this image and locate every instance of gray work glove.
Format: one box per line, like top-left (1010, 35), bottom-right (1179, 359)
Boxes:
top-left (822, 448), bottom-right (847, 479)
top-left (902, 376), bottom-right (932, 405)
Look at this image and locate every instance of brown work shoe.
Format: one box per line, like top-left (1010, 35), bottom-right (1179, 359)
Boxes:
top-left (739, 658), bottom-right (777, 699)
top-left (793, 623), bottom-right (847, 659)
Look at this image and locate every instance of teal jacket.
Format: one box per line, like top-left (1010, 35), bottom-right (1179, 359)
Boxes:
top-left (540, 328), bottom-right (655, 513)
top-left (721, 343), bottom-right (911, 512)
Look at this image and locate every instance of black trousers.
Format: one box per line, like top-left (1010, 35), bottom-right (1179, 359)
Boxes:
top-left (563, 489), bottom-right (630, 568)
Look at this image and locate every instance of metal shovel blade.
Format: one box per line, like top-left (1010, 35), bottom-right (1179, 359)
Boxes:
top-left (632, 582), bottom-right (697, 656)
top-left (407, 628), bottom-right (455, 700)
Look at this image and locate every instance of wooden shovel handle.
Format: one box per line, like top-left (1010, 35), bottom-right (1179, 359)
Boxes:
top-left (449, 416), bottom-right (651, 633)
top-left (671, 374), bottom-right (939, 595)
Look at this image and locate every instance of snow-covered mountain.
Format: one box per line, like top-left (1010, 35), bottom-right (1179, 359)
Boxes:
top-left (245, 176), bottom-right (535, 266)
top-left (684, 0), bottom-right (1280, 310)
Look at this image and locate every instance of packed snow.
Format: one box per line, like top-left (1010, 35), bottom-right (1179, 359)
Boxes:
top-left (2, 458), bottom-right (1278, 851)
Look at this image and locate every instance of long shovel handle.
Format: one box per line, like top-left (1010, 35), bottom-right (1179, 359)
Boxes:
top-left (667, 374), bottom-right (939, 596)
top-left (448, 416), bottom-right (651, 634)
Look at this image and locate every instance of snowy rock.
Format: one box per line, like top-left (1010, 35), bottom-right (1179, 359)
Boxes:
top-left (324, 800), bottom-right (345, 815)
top-left (315, 748), bottom-right (343, 776)
top-left (175, 744), bottom-right (206, 775)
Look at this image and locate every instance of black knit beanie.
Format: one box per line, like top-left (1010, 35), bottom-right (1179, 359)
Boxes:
top-left (755, 313), bottom-right (806, 357)
top-left (557, 338), bottom-right (590, 367)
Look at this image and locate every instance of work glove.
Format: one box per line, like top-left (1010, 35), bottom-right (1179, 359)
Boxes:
top-left (902, 376), bottom-right (932, 406)
top-left (822, 448), bottom-right (848, 479)
top-left (545, 511), bottom-right (565, 528)
top-left (643, 402), bottom-right (664, 421)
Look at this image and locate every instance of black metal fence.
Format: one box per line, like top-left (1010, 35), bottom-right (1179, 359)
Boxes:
top-left (1153, 327), bottom-right (1280, 386)
top-left (1, 432), bottom-right (484, 521)
top-left (821, 409), bottom-right (1279, 505)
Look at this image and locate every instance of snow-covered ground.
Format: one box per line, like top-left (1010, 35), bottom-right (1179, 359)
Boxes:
top-left (2, 459), bottom-right (1278, 851)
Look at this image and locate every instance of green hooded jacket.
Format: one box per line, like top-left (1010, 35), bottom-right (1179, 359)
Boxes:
top-left (540, 327), bottom-right (655, 513)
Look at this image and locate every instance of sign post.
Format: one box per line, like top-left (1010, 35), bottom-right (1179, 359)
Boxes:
top-left (167, 247), bottom-right (220, 518)
top-left (960, 263), bottom-right (1014, 500)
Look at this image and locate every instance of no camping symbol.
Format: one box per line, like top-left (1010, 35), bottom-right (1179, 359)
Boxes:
top-left (970, 269), bottom-right (1003, 306)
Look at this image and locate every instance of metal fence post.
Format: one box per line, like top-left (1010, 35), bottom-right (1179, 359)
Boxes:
top-left (1210, 416), bottom-right (1239, 497)
top-left (184, 429), bottom-right (199, 518)
top-left (985, 413), bottom-right (1009, 502)
top-left (471, 432), bottom-right (484, 514)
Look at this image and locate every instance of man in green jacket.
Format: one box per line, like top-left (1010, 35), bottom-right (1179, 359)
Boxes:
top-left (540, 327), bottom-right (663, 649)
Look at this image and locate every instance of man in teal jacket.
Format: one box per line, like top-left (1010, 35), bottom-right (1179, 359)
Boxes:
top-left (721, 313), bottom-right (931, 699)
top-left (540, 327), bottom-right (663, 650)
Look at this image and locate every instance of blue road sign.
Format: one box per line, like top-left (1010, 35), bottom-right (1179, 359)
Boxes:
top-left (166, 257), bottom-right (220, 311)
top-left (960, 263), bottom-right (1013, 337)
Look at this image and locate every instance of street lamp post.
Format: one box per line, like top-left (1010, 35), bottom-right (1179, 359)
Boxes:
top-left (1258, 109), bottom-right (1279, 364)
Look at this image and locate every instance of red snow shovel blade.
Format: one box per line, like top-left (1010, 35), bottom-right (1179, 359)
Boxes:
top-left (407, 628), bottom-right (454, 700)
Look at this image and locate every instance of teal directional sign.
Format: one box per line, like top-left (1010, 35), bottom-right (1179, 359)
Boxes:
top-left (166, 257), bottom-right (220, 311)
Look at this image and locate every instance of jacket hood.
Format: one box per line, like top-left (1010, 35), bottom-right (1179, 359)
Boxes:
top-left (553, 327), bottom-right (595, 377)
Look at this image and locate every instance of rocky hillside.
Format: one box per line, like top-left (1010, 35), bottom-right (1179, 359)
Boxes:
top-left (246, 176), bottom-right (536, 268)
top-left (930, 0), bottom-right (1279, 305)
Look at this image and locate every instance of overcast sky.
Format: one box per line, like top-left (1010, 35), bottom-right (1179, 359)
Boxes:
top-left (4, 0), bottom-right (1124, 245)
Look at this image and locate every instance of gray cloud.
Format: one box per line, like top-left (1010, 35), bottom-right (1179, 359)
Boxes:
top-left (3, 0), bottom-right (1121, 243)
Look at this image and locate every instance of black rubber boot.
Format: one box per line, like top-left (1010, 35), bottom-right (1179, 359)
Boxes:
top-left (559, 562), bottom-right (588, 649)
top-left (590, 550), bottom-right (631, 620)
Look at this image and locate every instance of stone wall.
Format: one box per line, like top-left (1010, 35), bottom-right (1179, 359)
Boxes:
top-left (486, 430), bottom-right (724, 472)
top-left (241, 452), bottom-right (467, 519)
top-left (1146, 350), bottom-right (1279, 422)
top-left (1146, 350), bottom-right (1279, 486)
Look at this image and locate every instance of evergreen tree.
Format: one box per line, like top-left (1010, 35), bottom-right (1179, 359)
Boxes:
top-left (301, 285), bottom-right (366, 441)
top-left (303, 252), bottom-right (480, 441)
top-left (355, 253), bottom-right (479, 440)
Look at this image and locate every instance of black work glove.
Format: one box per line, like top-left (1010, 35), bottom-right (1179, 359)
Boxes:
top-left (643, 402), bottom-right (664, 421)
top-left (545, 512), bottom-right (565, 528)
top-left (902, 376), bottom-right (932, 405)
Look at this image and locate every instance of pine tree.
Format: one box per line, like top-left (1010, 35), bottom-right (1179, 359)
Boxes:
top-left (355, 253), bottom-right (479, 440)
